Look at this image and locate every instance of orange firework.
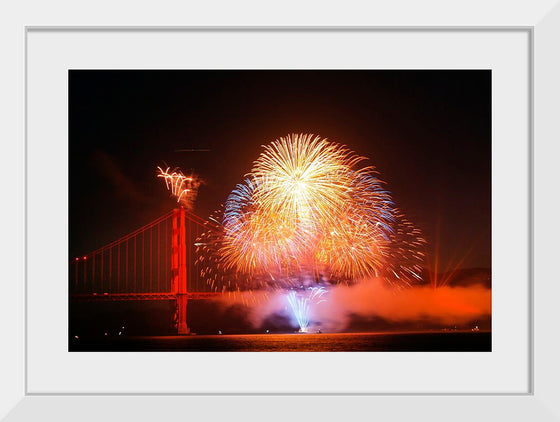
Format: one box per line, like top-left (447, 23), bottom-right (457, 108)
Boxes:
top-left (314, 211), bottom-right (387, 280)
top-left (221, 134), bottom-right (417, 281)
top-left (250, 134), bottom-right (362, 230)
top-left (157, 166), bottom-right (202, 210)
top-left (196, 133), bottom-right (426, 291)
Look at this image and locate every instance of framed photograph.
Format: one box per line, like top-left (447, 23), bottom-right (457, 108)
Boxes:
top-left (67, 69), bottom-right (492, 353)
top-left (2, 1), bottom-right (558, 420)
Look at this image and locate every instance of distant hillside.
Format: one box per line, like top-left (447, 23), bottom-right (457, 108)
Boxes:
top-left (419, 268), bottom-right (491, 289)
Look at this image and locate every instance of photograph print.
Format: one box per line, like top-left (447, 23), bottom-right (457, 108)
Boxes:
top-left (69, 70), bottom-right (491, 352)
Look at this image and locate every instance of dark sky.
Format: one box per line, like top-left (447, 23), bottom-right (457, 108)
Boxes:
top-left (69, 70), bottom-right (491, 270)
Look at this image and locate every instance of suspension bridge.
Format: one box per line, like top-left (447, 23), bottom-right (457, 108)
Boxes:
top-left (69, 208), bottom-right (221, 334)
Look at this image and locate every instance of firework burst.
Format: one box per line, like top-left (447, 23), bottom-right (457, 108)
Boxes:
top-left (157, 166), bottom-right (202, 210)
top-left (196, 133), bottom-right (425, 291)
top-left (250, 134), bottom-right (361, 228)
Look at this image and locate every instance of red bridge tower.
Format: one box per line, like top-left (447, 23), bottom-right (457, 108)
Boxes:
top-left (171, 207), bottom-right (189, 334)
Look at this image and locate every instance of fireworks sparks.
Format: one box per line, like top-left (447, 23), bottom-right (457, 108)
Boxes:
top-left (196, 133), bottom-right (426, 292)
top-left (250, 135), bottom-right (360, 228)
top-left (157, 166), bottom-right (202, 210)
top-left (286, 287), bottom-right (328, 332)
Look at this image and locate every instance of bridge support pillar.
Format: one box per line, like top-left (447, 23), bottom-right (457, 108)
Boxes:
top-left (172, 208), bottom-right (190, 335)
top-left (176, 294), bottom-right (190, 335)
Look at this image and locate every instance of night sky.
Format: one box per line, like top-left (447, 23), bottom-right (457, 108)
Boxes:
top-left (69, 70), bottom-right (491, 270)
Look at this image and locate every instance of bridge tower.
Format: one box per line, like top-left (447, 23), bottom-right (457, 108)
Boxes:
top-left (171, 207), bottom-right (190, 334)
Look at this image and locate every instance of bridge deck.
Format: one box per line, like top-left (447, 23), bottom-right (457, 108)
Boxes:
top-left (70, 292), bottom-right (222, 301)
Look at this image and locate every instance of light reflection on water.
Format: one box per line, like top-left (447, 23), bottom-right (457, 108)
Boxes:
top-left (70, 331), bottom-right (491, 352)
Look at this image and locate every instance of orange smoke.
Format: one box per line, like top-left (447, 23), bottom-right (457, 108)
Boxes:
top-left (317, 278), bottom-right (491, 326)
top-left (211, 277), bottom-right (491, 332)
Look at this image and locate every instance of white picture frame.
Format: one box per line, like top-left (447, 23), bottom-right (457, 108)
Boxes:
top-left (2, 0), bottom-right (558, 419)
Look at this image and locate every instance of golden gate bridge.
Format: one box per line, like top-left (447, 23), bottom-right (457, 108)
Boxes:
top-left (69, 208), bottom-right (221, 335)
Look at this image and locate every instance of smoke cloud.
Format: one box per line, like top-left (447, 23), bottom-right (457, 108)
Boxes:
top-left (213, 278), bottom-right (491, 332)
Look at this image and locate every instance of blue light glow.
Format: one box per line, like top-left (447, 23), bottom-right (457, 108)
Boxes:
top-left (286, 287), bottom-right (327, 333)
